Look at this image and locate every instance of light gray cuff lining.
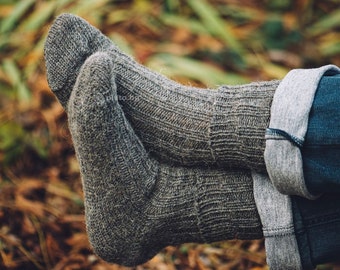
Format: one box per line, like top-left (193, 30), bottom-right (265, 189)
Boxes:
top-left (264, 65), bottom-right (340, 199)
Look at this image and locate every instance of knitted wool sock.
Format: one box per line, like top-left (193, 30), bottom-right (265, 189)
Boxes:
top-left (45, 13), bottom-right (279, 171)
top-left (68, 52), bottom-right (262, 266)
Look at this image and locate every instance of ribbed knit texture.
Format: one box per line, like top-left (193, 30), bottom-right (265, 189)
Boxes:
top-left (44, 14), bottom-right (279, 171)
top-left (68, 52), bottom-right (262, 266)
top-left (211, 83), bottom-right (277, 170)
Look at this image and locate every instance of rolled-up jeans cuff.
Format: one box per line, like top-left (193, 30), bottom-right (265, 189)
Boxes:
top-left (265, 65), bottom-right (340, 199)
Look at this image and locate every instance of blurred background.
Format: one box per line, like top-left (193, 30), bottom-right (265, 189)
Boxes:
top-left (0, 0), bottom-right (339, 269)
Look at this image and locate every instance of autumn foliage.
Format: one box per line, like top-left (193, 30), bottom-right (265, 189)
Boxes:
top-left (0, 0), bottom-right (339, 269)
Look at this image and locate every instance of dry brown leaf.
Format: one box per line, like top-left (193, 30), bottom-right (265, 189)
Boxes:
top-left (15, 194), bottom-right (45, 218)
top-left (66, 233), bottom-right (91, 254)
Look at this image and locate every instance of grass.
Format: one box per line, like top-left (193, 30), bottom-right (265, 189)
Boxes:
top-left (0, 0), bottom-right (339, 269)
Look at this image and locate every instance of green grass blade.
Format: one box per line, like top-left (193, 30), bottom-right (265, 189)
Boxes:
top-left (55, 0), bottom-right (76, 10)
top-left (307, 9), bottom-right (340, 37)
top-left (0, 35), bottom-right (9, 50)
top-left (320, 41), bottom-right (340, 57)
top-left (161, 14), bottom-right (210, 35)
top-left (22, 2), bottom-right (57, 31)
top-left (0, 0), bottom-right (36, 33)
top-left (2, 59), bottom-right (31, 101)
top-left (0, 0), bottom-right (17, 4)
top-left (146, 53), bottom-right (248, 86)
top-left (187, 0), bottom-right (244, 55)
top-left (163, 0), bottom-right (180, 13)
top-left (3, 58), bottom-right (21, 86)
top-left (68, 0), bottom-right (110, 16)
top-left (160, 14), bottom-right (209, 34)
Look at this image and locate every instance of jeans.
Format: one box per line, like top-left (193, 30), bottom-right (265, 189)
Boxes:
top-left (293, 74), bottom-right (340, 269)
top-left (303, 74), bottom-right (340, 195)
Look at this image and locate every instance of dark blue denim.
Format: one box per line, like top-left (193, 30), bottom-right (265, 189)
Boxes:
top-left (303, 74), bottom-right (340, 195)
top-left (292, 194), bottom-right (340, 269)
top-left (293, 74), bottom-right (340, 269)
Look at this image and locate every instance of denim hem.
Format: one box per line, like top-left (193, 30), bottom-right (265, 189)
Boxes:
top-left (264, 65), bottom-right (340, 199)
top-left (291, 198), bottom-right (315, 270)
top-left (292, 194), bottom-right (340, 269)
top-left (252, 172), bottom-right (302, 270)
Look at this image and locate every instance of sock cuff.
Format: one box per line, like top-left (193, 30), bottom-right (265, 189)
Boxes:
top-left (195, 169), bottom-right (263, 242)
top-left (209, 80), bottom-right (280, 170)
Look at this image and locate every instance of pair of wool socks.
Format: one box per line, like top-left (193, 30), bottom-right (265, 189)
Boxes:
top-left (44, 13), bottom-right (276, 266)
top-left (67, 52), bottom-right (262, 266)
top-left (45, 13), bottom-right (279, 171)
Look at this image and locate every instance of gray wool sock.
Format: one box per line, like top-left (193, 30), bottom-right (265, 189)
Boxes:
top-left (45, 13), bottom-right (279, 171)
top-left (68, 52), bottom-right (262, 266)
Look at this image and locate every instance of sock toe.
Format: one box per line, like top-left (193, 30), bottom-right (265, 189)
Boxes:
top-left (44, 13), bottom-right (102, 108)
top-left (68, 52), bottom-right (160, 265)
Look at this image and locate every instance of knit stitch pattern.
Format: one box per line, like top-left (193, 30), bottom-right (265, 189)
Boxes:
top-left (45, 13), bottom-right (279, 171)
top-left (67, 52), bottom-right (262, 266)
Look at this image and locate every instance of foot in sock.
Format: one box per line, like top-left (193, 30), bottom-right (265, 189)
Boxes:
top-left (68, 52), bottom-right (262, 266)
top-left (45, 13), bottom-right (279, 171)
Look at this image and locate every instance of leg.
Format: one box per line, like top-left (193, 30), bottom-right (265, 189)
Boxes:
top-left (292, 194), bottom-right (340, 269)
top-left (68, 52), bottom-right (262, 266)
top-left (45, 14), bottom-right (278, 171)
top-left (302, 74), bottom-right (340, 195)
